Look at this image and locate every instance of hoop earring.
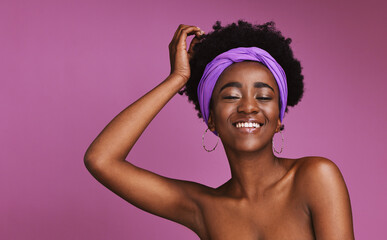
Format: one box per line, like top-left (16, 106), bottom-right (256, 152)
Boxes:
top-left (202, 128), bottom-right (219, 152)
top-left (273, 130), bottom-right (284, 154)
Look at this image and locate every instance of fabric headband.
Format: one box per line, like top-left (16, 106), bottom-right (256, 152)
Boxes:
top-left (197, 47), bottom-right (288, 133)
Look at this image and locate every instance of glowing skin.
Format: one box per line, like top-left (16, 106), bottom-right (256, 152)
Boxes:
top-left (208, 61), bottom-right (282, 154)
top-left (85, 24), bottom-right (355, 240)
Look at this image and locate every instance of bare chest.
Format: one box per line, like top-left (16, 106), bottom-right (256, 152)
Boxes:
top-left (197, 187), bottom-right (314, 240)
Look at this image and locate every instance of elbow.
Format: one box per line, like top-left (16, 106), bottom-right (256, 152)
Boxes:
top-left (84, 152), bottom-right (95, 174)
top-left (84, 149), bottom-right (106, 175)
top-left (84, 147), bottom-right (125, 176)
top-left (83, 153), bottom-right (94, 172)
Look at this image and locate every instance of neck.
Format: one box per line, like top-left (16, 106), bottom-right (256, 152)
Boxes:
top-left (222, 143), bottom-right (286, 200)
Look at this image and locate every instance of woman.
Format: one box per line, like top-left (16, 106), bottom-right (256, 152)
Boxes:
top-left (84, 21), bottom-right (354, 239)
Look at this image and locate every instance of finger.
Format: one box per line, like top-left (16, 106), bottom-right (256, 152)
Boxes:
top-left (172, 24), bottom-right (189, 42)
top-left (181, 26), bottom-right (202, 38)
top-left (194, 29), bottom-right (205, 38)
top-left (171, 24), bottom-right (195, 45)
top-left (176, 26), bottom-right (202, 49)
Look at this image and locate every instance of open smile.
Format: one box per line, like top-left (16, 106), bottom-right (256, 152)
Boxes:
top-left (232, 120), bottom-right (264, 133)
top-left (235, 122), bottom-right (262, 128)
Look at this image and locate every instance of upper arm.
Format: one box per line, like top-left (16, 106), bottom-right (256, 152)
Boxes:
top-left (84, 157), bottom-right (204, 232)
top-left (299, 157), bottom-right (354, 240)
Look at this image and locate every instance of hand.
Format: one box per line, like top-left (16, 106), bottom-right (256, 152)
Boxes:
top-left (169, 24), bottom-right (204, 83)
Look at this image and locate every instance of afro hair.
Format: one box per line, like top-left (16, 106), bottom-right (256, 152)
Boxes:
top-left (180, 20), bottom-right (304, 121)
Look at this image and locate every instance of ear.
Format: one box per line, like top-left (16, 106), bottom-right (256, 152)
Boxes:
top-left (275, 119), bottom-right (282, 133)
top-left (207, 112), bottom-right (216, 132)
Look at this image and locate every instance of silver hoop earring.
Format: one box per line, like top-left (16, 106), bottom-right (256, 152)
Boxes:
top-left (273, 130), bottom-right (284, 154)
top-left (202, 128), bottom-right (219, 152)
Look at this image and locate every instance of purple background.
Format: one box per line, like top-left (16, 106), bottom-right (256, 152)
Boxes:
top-left (1, 0), bottom-right (386, 239)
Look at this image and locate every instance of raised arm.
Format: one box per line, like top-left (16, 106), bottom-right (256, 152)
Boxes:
top-left (84, 25), bottom-right (205, 231)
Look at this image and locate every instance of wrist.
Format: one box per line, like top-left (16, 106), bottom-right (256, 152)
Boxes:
top-left (167, 73), bottom-right (189, 89)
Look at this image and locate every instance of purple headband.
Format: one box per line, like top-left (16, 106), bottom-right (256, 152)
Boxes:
top-left (197, 47), bottom-right (288, 131)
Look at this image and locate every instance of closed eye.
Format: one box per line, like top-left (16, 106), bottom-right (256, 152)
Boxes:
top-left (223, 96), bottom-right (240, 99)
top-left (256, 97), bottom-right (272, 100)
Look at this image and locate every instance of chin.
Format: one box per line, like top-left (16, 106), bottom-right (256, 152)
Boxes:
top-left (226, 138), bottom-right (267, 153)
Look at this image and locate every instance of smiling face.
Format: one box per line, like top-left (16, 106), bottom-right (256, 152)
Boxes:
top-left (208, 61), bottom-right (282, 153)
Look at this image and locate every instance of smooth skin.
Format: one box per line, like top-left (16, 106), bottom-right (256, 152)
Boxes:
top-left (84, 24), bottom-right (354, 240)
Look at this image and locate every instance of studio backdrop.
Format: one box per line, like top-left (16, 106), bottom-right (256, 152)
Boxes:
top-left (1, 0), bottom-right (386, 239)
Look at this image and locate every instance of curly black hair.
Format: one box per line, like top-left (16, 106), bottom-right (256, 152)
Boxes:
top-left (180, 20), bottom-right (304, 121)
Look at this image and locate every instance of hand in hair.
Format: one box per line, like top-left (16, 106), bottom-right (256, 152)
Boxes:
top-left (169, 24), bottom-right (204, 83)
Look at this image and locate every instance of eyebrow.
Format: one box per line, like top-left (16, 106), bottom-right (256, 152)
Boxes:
top-left (219, 82), bottom-right (242, 92)
top-left (219, 81), bottom-right (275, 93)
top-left (254, 82), bottom-right (275, 92)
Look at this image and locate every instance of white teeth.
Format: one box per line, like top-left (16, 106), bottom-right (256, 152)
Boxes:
top-left (235, 122), bottom-right (261, 128)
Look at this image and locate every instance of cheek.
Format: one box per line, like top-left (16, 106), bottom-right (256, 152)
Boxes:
top-left (268, 104), bottom-right (280, 118)
top-left (212, 103), bottom-right (233, 129)
top-left (213, 105), bottom-right (230, 123)
top-left (260, 101), bottom-right (280, 117)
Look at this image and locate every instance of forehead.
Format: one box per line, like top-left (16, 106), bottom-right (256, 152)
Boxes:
top-left (214, 61), bottom-right (278, 91)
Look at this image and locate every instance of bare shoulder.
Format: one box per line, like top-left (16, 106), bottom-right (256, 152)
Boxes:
top-left (292, 156), bottom-right (354, 238)
top-left (294, 156), bottom-right (348, 199)
top-left (293, 156), bottom-right (343, 186)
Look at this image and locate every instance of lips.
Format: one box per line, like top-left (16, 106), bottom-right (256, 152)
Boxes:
top-left (232, 119), bottom-right (264, 131)
top-left (235, 122), bottom-right (261, 128)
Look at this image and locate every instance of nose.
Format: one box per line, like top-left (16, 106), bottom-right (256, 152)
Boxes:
top-left (237, 96), bottom-right (259, 114)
